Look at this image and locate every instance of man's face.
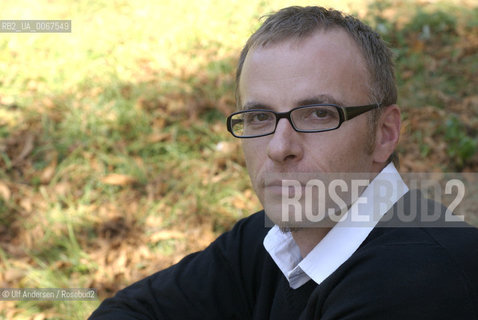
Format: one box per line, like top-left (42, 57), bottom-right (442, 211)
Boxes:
top-left (239, 29), bottom-right (379, 222)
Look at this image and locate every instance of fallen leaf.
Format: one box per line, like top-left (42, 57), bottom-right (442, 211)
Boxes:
top-left (101, 174), bottom-right (137, 186)
top-left (12, 133), bottom-right (34, 166)
top-left (149, 230), bottom-right (184, 243)
top-left (147, 132), bottom-right (171, 143)
top-left (0, 181), bottom-right (10, 201)
top-left (40, 162), bottom-right (57, 184)
top-left (4, 269), bottom-right (26, 282)
top-left (19, 198), bottom-right (33, 213)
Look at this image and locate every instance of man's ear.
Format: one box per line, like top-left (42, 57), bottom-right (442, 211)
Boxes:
top-left (373, 105), bottom-right (401, 163)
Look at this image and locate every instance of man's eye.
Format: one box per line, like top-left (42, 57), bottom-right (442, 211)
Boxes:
top-left (256, 113), bottom-right (272, 121)
top-left (247, 112), bottom-right (273, 123)
top-left (310, 108), bottom-right (333, 119)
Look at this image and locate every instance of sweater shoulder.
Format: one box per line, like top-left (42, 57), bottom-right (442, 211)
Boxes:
top-left (213, 210), bottom-right (269, 253)
top-left (310, 226), bottom-right (478, 319)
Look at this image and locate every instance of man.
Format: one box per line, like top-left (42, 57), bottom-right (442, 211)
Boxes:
top-left (90, 6), bottom-right (478, 319)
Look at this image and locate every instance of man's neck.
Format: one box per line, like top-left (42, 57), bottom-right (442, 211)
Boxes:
top-left (291, 227), bottom-right (332, 258)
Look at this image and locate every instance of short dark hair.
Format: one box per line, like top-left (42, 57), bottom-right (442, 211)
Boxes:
top-left (235, 6), bottom-right (399, 166)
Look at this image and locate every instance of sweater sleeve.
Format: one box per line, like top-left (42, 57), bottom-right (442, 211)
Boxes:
top-left (89, 212), bottom-right (268, 320)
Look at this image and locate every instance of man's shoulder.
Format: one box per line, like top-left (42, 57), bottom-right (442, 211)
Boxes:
top-left (355, 225), bottom-right (478, 300)
top-left (212, 210), bottom-right (270, 252)
top-left (315, 226), bottom-right (478, 319)
top-left (366, 189), bottom-right (478, 263)
top-left (421, 225), bottom-right (478, 280)
top-left (422, 224), bottom-right (478, 251)
top-left (232, 209), bottom-right (268, 232)
top-left (363, 224), bottom-right (478, 264)
top-left (219, 210), bottom-right (268, 239)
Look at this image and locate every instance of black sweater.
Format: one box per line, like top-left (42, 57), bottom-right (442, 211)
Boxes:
top-left (90, 207), bottom-right (478, 319)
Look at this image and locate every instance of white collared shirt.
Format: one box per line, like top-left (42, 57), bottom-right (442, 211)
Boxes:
top-left (263, 163), bottom-right (408, 289)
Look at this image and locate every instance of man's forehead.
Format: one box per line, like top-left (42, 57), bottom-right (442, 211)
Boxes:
top-left (242, 28), bottom-right (366, 83)
top-left (239, 28), bottom-right (370, 109)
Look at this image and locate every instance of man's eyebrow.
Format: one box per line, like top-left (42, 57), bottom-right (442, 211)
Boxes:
top-left (297, 95), bottom-right (346, 107)
top-left (241, 102), bottom-right (272, 111)
top-left (241, 95), bottom-right (346, 111)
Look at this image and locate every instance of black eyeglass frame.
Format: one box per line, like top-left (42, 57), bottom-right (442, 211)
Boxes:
top-left (226, 103), bottom-right (380, 138)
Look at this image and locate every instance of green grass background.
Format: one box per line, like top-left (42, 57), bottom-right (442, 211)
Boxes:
top-left (0, 0), bottom-right (477, 318)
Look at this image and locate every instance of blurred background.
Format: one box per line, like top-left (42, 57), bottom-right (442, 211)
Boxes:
top-left (0, 0), bottom-right (477, 318)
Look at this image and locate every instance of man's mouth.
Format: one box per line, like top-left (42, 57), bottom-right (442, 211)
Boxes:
top-left (263, 180), bottom-right (306, 197)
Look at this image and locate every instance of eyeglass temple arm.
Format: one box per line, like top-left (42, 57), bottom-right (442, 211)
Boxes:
top-left (344, 104), bottom-right (379, 120)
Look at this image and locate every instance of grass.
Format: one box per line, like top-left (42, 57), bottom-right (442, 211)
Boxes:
top-left (0, 0), bottom-right (477, 318)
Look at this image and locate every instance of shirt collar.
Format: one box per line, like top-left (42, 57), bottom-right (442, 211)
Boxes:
top-left (263, 163), bottom-right (408, 289)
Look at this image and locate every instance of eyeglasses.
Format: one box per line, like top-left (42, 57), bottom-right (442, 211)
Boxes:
top-left (227, 104), bottom-right (379, 138)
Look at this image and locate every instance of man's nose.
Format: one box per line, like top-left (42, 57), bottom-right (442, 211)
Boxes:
top-left (266, 118), bottom-right (303, 163)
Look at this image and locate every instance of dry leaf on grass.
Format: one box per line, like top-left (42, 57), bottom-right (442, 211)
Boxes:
top-left (12, 132), bottom-right (34, 166)
top-left (39, 162), bottom-right (57, 184)
top-left (147, 132), bottom-right (171, 143)
top-left (101, 174), bottom-right (137, 186)
top-left (149, 230), bottom-right (184, 243)
top-left (0, 181), bottom-right (11, 201)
